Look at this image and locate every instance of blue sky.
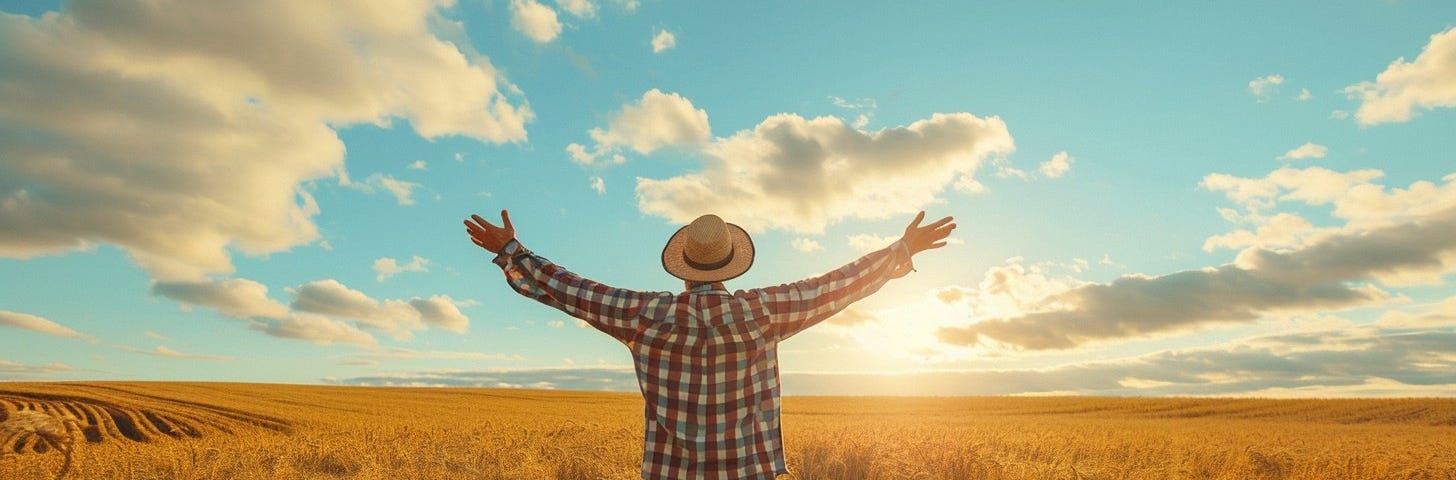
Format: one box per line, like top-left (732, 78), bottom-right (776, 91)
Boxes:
top-left (2, 0), bottom-right (1455, 396)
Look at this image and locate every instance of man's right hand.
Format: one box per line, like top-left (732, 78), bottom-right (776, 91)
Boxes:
top-left (900, 211), bottom-right (955, 256)
top-left (465, 210), bottom-right (516, 254)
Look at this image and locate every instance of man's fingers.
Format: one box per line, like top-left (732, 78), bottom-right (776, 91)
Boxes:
top-left (501, 210), bottom-right (513, 230)
top-left (471, 214), bottom-right (497, 230)
top-left (907, 211), bottom-right (926, 230)
top-left (924, 216), bottom-right (954, 231)
top-left (465, 219), bottom-right (489, 236)
top-left (927, 241), bottom-right (947, 250)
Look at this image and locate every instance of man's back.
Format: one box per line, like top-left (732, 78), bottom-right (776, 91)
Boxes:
top-left (467, 210), bottom-right (953, 479)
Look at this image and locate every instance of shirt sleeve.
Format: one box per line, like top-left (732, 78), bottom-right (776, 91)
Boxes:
top-left (751, 240), bottom-right (915, 341)
top-left (492, 239), bottom-right (668, 344)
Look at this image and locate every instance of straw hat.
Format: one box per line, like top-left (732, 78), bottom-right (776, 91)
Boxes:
top-left (661, 214), bottom-right (755, 283)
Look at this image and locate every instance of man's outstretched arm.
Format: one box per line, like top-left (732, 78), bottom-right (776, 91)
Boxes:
top-left (466, 210), bottom-right (666, 344)
top-left (754, 211), bottom-right (955, 341)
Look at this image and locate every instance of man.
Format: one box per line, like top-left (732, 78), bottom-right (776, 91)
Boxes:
top-left (465, 210), bottom-right (955, 479)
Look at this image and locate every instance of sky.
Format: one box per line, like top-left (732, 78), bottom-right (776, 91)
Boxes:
top-left (2, 0), bottom-right (1455, 397)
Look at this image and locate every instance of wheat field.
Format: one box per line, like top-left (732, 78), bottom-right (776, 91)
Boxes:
top-left (1, 382), bottom-right (1454, 479)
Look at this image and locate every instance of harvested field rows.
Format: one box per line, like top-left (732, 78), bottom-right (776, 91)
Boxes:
top-left (1, 382), bottom-right (1453, 479)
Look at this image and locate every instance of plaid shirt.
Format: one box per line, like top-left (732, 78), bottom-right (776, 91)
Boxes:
top-left (493, 239), bottom-right (913, 479)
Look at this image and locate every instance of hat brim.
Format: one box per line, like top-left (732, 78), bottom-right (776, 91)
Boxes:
top-left (661, 222), bottom-right (755, 283)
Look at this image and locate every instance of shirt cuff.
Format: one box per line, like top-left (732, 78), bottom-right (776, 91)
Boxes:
top-left (491, 239), bottom-right (528, 267)
top-left (889, 239), bottom-right (915, 274)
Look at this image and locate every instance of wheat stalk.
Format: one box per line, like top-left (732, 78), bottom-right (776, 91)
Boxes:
top-left (1, 409), bottom-right (83, 480)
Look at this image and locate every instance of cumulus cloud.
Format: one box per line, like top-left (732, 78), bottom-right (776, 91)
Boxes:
top-left (847, 233), bottom-right (896, 253)
top-left (348, 173), bottom-right (422, 205)
top-left (1246, 72), bottom-right (1281, 98)
top-left (651, 29), bottom-right (675, 53)
top-left (795, 322), bottom-right (1456, 396)
top-left (814, 258), bottom-right (1083, 363)
top-left (590, 176), bottom-right (606, 194)
top-left (0, 310), bottom-right (87, 339)
top-left (150, 276), bottom-right (384, 345)
top-left (638, 112), bottom-right (1014, 233)
top-left (291, 279), bottom-right (471, 339)
top-left (829, 96), bottom-right (876, 128)
top-left (790, 238), bottom-right (823, 252)
top-left (1376, 296), bottom-right (1456, 328)
top-left (407, 160), bottom-right (427, 170)
top-left (409, 295), bottom-right (470, 333)
top-left (1344, 27), bottom-right (1456, 125)
top-left (567, 89), bottom-right (710, 166)
top-left (373, 255), bottom-right (430, 282)
top-left (1202, 213), bottom-right (1316, 252)
top-left (249, 312), bottom-right (377, 347)
top-left (151, 277), bottom-right (290, 319)
top-left (1249, 74), bottom-right (1285, 100)
top-left (0, 0), bottom-right (531, 281)
top-left (555, 0), bottom-right (596, 18)
top-left (1277, 142), bottom-right (1328, 161)
top-left (938, 264), bottom-right (1387, 350)
top-left (1296, 88), bottom-right (1313, 101)
top-left (510, 0), bottom-right (562, 43)
top-left (1038, 151), bottom-right (1073, 178)
top-left (939, 168), bottom-right (1456, 350)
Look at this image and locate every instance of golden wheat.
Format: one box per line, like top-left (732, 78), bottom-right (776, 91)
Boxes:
top-left (1, 409), bottom-right (82, 480)
top-left (1, 382), bottom-right (1454, 479)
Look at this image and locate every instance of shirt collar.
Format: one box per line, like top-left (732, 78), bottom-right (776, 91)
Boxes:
top-left (689, 282), bottom-right (729, 294)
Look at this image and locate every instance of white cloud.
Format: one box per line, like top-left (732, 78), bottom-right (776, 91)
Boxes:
top-left (651, 29), bottom-right (676, 53)
top-left (1329, 110), bottom-right (1351, 120)
top-left (0, 360), bottom-right (73, 376)
top-left (1375, 296), bottom-right (1456, 328)
top-left (590, 176), bottom-right (606, 194)
top-left (942, 168), bottom-right (1456, 351)
top-left (151, 278), bottom-right (290, 319)
top-left (1201, 166), bottom-right (1384, 212)
top-left (555, 0), bottom-right (597, 18)
top-left (1203, 212), bottom-right (1315, 251)
top-left (1296, 88), bottom-right (1313, 101)
top-left (795, 320), bottom-right (1456, 396)
top-left (829, 96), bottom-right (877, 128)
top-left (407, 160), bottom-right (426, 170)
top-left (1344, 27), bottom-right (1456, 125)
top-left (637, 112), bottom-right (1015, 233)
top-left (567, 89), bottom-right (710, 166)
top-left (1277, 142), bottom-right (1328, 161)
top-left (510, 0), bottom-right (562, 43)
top-left (126, 345), bottom-right (232, 361)
top-left (0, 310), bottom-right (87, 339)
top-left (1038, 151), bottom-right (1073, 178)
top-left (291, 279), bottom-right (471, 339)
top-left (249, 312), bottom-right (377, 347)
top-left (790, 238), bottom-right (823, 252)
top-left (0, 1), bottom-right (530, 282)
top-left (1249, 74), bottom-right (1285, 100)
top-left (847, 233), bottom-right (896, 253)
top-left (145, 331), bottom-right (169, 341)
top-left (409, 295), bottom-right (470, 333)
top-left (354, 347), bottom-right (519, 361)
top-left (547, 320), bottom-right (566, 328)
top-left (348, 173), bottom-right (421, 205)
top-left (373, 255), bottom-right (430, 282)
